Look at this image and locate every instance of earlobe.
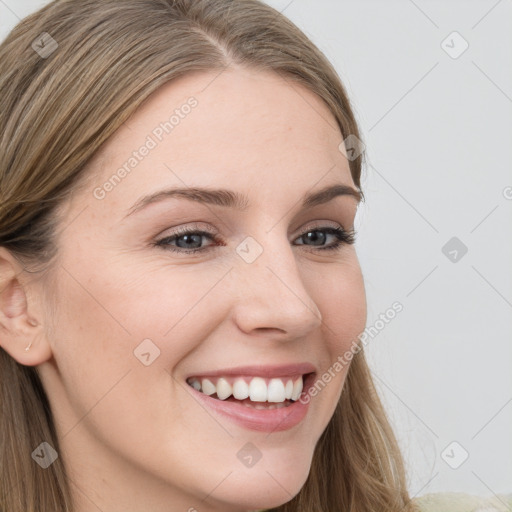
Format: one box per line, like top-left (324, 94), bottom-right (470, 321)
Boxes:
top-left (0, 249), bottom-right (53, 366)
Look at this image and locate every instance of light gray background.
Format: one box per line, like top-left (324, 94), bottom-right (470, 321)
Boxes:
top-left (1, 0), bottom-right (511, 499)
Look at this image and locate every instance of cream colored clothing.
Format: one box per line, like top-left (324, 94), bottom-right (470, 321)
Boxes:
top-left (414, 492), bottom-right (512, 511)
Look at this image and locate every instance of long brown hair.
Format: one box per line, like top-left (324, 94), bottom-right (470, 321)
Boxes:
top-left (0, 1), bottom-right (417, 510)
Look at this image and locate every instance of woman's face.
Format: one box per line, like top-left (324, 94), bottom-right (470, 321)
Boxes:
top-left (37, 68), bottom-right (367, 512)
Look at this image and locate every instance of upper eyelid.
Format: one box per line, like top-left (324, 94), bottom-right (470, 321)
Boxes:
top-left (297, 220), bottom-right (347, 234)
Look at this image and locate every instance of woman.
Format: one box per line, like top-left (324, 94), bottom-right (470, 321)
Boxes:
top-left (1, 1), bottom-right (503, 511)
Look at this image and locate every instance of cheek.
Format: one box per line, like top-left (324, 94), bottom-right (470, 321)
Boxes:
top-left (48, 256), bottom-right (235, 427)
top-left (303, 257), bottom-right (366, 422)
top-left (48, 258), bottom-right (233, 462)
top-left (308, 256), bottom-right (367, 353)
top-left (45, 266), bottom-right (140, 432)
top-left (56, 246), bottom-right (231, 344)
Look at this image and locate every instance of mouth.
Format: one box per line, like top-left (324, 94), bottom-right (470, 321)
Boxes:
top-left (184, 365), bottom-right (316, 432)
top-left (186, 374), bottom-right (309, 409)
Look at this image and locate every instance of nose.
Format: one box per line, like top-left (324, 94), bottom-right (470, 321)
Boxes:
top-left (230, 234), bottom-right (323, 342)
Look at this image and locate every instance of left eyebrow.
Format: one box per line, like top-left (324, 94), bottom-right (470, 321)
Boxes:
top-left (302, 184), bottom-right (363, 208)
top-left (123, 183), bottom-right (362, 218)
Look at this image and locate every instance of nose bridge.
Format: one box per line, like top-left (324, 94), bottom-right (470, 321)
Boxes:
top-left (231, 233), bottom-right (322, 338)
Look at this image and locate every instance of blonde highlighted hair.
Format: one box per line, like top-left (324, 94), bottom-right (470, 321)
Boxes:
top-left (0, 1), bottom-right (418, 510)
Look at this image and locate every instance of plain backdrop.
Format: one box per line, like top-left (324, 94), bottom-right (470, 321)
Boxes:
top-left (1, 0), bottom-right (511, 499)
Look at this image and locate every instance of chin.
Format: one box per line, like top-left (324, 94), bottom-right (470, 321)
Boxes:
top-left (205, 452), bottom-right (313, 511)
top-left (211, 483), bottom-right (303, 512)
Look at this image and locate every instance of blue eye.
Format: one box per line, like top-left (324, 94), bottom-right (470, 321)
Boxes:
top-left (295, 227), bottom-right (356, 249)
top-left (155, 228), bottom-right (218, 253)
top-left (154, 226), bottom-right (356, 254)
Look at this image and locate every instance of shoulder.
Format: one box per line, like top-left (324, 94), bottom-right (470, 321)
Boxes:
top-left (413, 492), bottom-right (512, 512)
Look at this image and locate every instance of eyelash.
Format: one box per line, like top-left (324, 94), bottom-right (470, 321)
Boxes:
top-left (153, 224), bottom-right (356, 254)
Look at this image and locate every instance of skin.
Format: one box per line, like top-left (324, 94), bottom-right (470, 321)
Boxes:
top-left (0, 67), bottom-right (367, 512)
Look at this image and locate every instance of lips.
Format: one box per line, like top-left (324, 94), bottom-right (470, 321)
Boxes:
top-left (184, 364), bottom-right (316, 432)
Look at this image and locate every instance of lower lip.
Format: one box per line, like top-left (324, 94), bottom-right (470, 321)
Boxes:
top-left (187, 374), bottom-right (315, 433)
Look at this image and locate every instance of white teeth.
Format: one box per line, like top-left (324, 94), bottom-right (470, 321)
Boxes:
top-left (291, 377), bottom-right (303, 401)
top-left (201, 378), bottom-right (216, 396)
top-left (216, 378), bottom-right (232, 400)
top-left (284, 379), bottom-right (293, 400)
top-left (249, 377), bottom-right (267, 402)
top-left (267, 378), bottom-right (286, 403)
top-left (189, 375), bottom-right (308, 403)
top-left (232, 378), bottom-right (249, 400)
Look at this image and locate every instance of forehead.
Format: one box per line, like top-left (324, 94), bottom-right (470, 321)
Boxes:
top-left (81, 67), bottom-right (354, 214)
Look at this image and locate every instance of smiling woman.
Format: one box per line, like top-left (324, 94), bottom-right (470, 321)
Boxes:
top-left (0, 1), bottom-right (416, 512)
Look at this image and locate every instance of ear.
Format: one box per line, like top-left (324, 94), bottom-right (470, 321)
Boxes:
top-left (0, 247), bottom-right (53, 366)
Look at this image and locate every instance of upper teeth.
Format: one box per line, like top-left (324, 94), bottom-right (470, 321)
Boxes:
top-left (187, 376), bottom-right (304, 403)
